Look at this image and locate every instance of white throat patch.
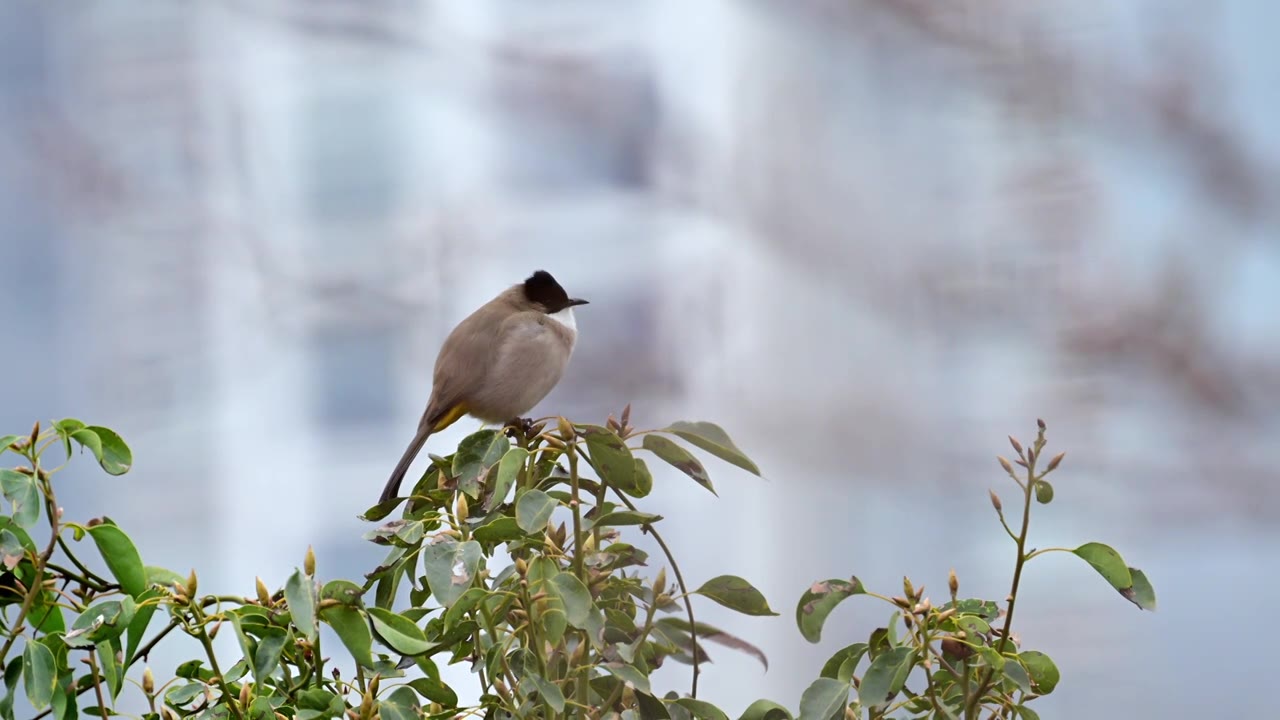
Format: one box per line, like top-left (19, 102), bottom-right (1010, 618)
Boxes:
top-left (548, 307), bottom-right (577, 333)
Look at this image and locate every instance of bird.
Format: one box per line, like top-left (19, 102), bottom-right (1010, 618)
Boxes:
top-left (379, 270), bottom-right (588, 504)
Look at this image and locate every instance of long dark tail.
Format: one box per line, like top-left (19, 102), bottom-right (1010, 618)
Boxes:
top-left (380, 428), bottom-right (430, 505)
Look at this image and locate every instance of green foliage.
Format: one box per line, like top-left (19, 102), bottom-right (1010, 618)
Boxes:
top-left (0, 413), bottom-right (1154, 720)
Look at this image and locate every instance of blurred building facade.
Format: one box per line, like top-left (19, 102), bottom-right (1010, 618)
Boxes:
top-left (1, 0), bottom-right (1277, 716)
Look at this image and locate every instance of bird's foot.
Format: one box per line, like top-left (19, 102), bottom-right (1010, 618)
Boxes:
top-left (504, 417), bottom-right (536, 440)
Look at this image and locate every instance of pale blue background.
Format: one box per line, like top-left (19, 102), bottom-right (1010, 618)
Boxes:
top-left (1, 1), bottom-right (1277, 717)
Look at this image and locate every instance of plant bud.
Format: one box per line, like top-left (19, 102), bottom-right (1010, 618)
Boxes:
top-left (653, 567), bottom-right (667, 597)
top-left (557, 417), bottom-right (575, 441)
top-left (256, 577), bottom-right (271, 606)
top-left (30, 421), bottom-right (40, 447)
top-left (902, 576), bottom-right (915, 600)
top-left (143, 667), bottom-right (154, 695)
top-left (368, 673), bottom-right (380, 697)
top-left (570, 638), bottom-right (588, 666)
top-left (913, 598), bottom-right (932, 615)
top-left (304, 545), bottom-right (316, 576)
top-left (544, 435), bottom-right (566, 450)
top-left (186, 569), bottom-right (198, 598)
top-left (239, 681), bottom-right (251, 707)
top-left (1046, 451), bottom-right (1065, 472)
top-left (455, 493), bottom-right (469, 524)
top-left (1037, 418), bottom-right (1046, 431)
top-left (621, 403), bottom-right (632, 428)
top-left (948, 569), bottom-right (959, 597)
top-left (997, 456), bottom-right (1014, 475)
top-left (891, 596), bottom-right (911, 610)
top-left (515, 558), bottom-right (528, 576)
top-left (607, 415), bottom-right (621, 433)
top-left (988, 489), bottom-right (1002, 512)
top-left (936, 607), bottom-right (956, 622)
top-left (1008, 436), bottom-right (1023, 455)
top-left (14, 466), bottom-right (32, 475)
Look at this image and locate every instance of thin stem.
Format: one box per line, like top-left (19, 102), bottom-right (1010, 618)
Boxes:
top-left (966, 443), bottom-right (1040, 716)
top-left (609, 489), bottom-right (701, 698)
top-left (45, 562), bottom-right (111, 593)
top-left (194, 619), bottom-right (245, 720)
top-left (55, 536), bottom-right (112, 587)
top-left (565, 442), bottom-right (589, 715)
top-left (1022, 547), bottom-right (1073, 561)
top-left (87, 649), bottom-right (110, 720)
top-left (0, 455), bottom-right (59, 666)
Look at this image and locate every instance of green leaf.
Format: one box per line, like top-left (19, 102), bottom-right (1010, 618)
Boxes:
top-left (1018, 650), bottom-right (1060, 694)
top-left (408, 677), bottom-right (458, 708)
top-left (0, 656), bottom-right (21, 720)
top-left (1015, 706), bottom-right (1041, 720)
top-left (550, 572), bottom-right (593, 628)
top-left (738, 699), bottom-right (793, 720)
top-left (284, 569), bottom-right (317, 640)
top-left (1072, 543), bottom-right (1153, 607)
top-left (1124, 567), bottom-right (1157, 611)
top-left (858, 646), bottom-right (915, 709)
top-left (22, 641), bottom-right (56, 710)
top-left (656, 617), bottom-right (769, 670)
top-left (321, 606), bottom-right (374, 668)
top-left (796, 577), bottom-right (866, 643)
top-left (379, 687), bottom-right (421, 720)
top-left (695, 575), bottom-right (777, 616)
top-left (642, 435), bottom-right (715, 495)
top-left (0, 469), bottom-right (40, 528)
top-left (819, 643), bottom-right (868, 682)
top-left (124, 588), bottom-right (161, 667)
top-left (452, 430), bottom-right (508, 499)
top-left (165, 682), bottom-right (205, 707)
top-left (675, 698), bottom-right (729, 720)
top-left (85, 426), bottom-right (132, 475)
top-left (420, 539), bottom-right (481, 607)
top-left (797, 677), bottom-right (848, 720)
top-left (1003, 659), bottom-right (1032, 693)
top-left (515, 489), bottom-right (558, 534)
top-left (254, 629), bottom-right (288, 677)
top-left (0, 436), bottom-right (19, 457)
top-left (592, 510), bottom-right (662, 528)
top-left (368, 607), bottom-right (430, 655)
top-left (320, 579), bottom-right (366, 607)
top-left (144, 566), bottom-right (185, 588)
top-left (65, 598), bottom-right (135, 647)
top-left (472, 516), bottom-right (527, 545)
top-left (636, 691), bottom-right (671, 720)
top-left (581, 426), bottom-right (647, 497)
top-left (1033, 480), bottom-right (1054, 504)
top-left (603, 662), bottom-right (651, 694)
top-left (522, 670), bottom-right (566, 713)
top-left (442, 587), bottom-right (489, 630)
top-left (86, 524), bottom-right (146, 598)
top-left (0, 529), bottom-right (25, 571)
top-left (663, 421), bottom-right (760, 476)
top-left (487, 447), bottom-right (528, 511)
top-left (96, 640), bottom-right (123, 699)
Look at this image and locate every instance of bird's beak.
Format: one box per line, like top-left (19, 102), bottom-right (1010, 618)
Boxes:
top-left (566, 298), bottom-right (589, 307)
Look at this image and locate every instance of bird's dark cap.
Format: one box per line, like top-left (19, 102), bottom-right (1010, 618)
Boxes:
top-left (523, 270), bottom-right (588, 311)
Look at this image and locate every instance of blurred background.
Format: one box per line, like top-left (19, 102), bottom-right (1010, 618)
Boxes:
top-left (2, 0), bottom-right (1278, 716)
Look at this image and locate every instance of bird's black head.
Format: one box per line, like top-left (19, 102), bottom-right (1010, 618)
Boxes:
top-left (522, 270), bottom-right (589, 313)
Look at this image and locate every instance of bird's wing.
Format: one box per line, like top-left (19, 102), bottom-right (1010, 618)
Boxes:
top-left (420, 303), bottom-right (507, 428)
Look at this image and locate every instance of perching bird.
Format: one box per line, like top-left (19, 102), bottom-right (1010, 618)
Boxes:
top-left (379, 270), bottom-right (588, 504)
